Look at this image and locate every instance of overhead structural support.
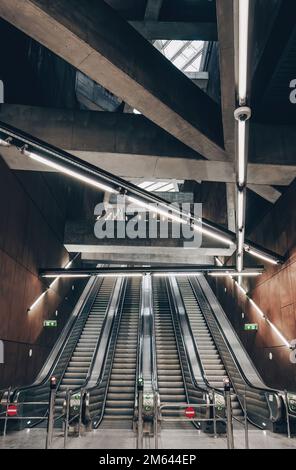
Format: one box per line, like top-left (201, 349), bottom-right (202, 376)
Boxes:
top-left (0, 0), bottom-right (226, 162)
top-left (40, 266), bottom-right (264, 277)
top-left (130, 21), bottom-right (218, 41)
top-left (1, 105), bottom-right (295, 188)
top-left (0, 119), bottom-right (284, 265)
top-left (144, 0), bottom-right (163, 20)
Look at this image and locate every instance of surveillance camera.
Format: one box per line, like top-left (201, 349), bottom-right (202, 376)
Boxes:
top-left (234, 106), bottom-right (252, 122)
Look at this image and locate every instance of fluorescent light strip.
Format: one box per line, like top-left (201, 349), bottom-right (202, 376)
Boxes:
top-left (193, 224), bottom-right (234, 246)
top-left (237, 120), bottom-right (246, 186)
top-left (26, 151), bottom-right (116, 194)
top-left (43, 274), bottom-right (90, 279)
top-left (96, 273), bottom-right (143, 278)
top-left (153, 272), bottom-right (201, 278)
top-left (238, 0), bottom-right (250, 104)
top-left (209, 272), bottom-right (261, 278)
top-left (266, 319), bottom-right (290, 348)
top-left (237, 189), bottom-right (245, 231)
top-left (235, 281), bottom-right (248, 295)
top-left (128, 196), bottom-right (234, 246)
top-left (0, 138), bottom-right (11, 147)
top-left (29, 257), bottom-right (77, 310)
top-left (248, 298), bottom-right (265, 319)
top-left (215, 259), bottom-right (290, 348)
top-left (28, 291), bottom-right (47, 311)
top-left (244, 246), bottom-right (279, 265)
top-left (127, 196), bottom-right (188, 225)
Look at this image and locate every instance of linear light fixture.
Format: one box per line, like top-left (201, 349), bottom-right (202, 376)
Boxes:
top-left (235, 281), bottom-right (248, 295)
top-left (25, 151), bottom-right (116, 194)
top-left (28, 256), bottom-right (78, 311)
top-left (244, 245), bottom-right (280, 266)
top-left (238, 0), bottom-right (250, 104)
top-left (128, 195), bottom-right (234, 246)
top-left (43, 274), bottom-right (90, 279)
top-left (267, 320), bottom-right (290, 348)
top-left (237, 188), bottom-right (245, 231)
top-left (208, 272), bottom-right (262, 278)
top-left (96, 273), bottom-right (143, 278)
top-left (153, 272), bottom-right (202, 278)
top-left (192, 223), bottom-right (234, 247)
top-left (127, 196), bottom-right (189, 225)
top-left (0, 120), bottom-right (283, 264)
top-left (0, 137), bottom-right (11, 147)
top-left (237, 120), bottom-right (247, 186)
top-left (28, 291), bottom-right (47, 311)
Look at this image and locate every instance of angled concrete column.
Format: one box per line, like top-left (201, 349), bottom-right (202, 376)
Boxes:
top-left (0, 0), bottom-right (226, 161)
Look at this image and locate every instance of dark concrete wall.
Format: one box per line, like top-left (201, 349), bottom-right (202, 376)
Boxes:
top-left (212, 179), bottom-right (296, 391)
top-left (0, 156), bottom-right (86, 388)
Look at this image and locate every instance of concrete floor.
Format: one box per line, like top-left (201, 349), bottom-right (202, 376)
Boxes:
top-left (0, 427), bottom-right (295, 450)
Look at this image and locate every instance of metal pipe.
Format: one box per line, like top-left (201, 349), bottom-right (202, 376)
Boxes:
top-left (78, 388), bottom-right (85, 438)
top-left (154, 392), bottom-right (159, 449)
top-left (137, 389), bottom-right (143, 449)
top-left (284, 390), bottom-right (291, 439)
top-left (244, 386), bottom-right (249, 449)
top-left (224, 387), bottom-right (234, 449)
top-left (3, 387), bottom-right (11, 437)
top-left (212, 390), bottom-right (217, 438)
top-left (46, 382), bottom-right (56, 449)
top-left (64, 389), bottom-right (72, 449)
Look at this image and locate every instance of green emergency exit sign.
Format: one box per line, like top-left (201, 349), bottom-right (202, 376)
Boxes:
top-left (244, 323), bottom-right (258, 331)
top-left (43, 320), bottom-right (57, 327)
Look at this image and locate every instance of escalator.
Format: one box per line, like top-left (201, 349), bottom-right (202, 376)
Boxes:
top-left (101, 277), bottom-right (141, 428)
top-left (4, 276), bottom-right (116, 428)
top-left (152, 277), bottom-right (189, 427)
top-left (176, 275), bottom-right (283, 430)
top-left (176, 277), bottom-right (242, 418)
top-left (54, 277), bottom-right (115, 415)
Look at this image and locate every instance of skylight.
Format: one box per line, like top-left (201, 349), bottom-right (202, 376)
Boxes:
top-left (154, 40), bottom-right (205, 73)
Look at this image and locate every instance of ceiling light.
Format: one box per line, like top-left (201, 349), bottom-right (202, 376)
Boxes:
top-left (244, 246), bottom-right (280, 265)
top-left (127, 196), bottom-right (188, 225)
top-left (153, 272), bottom-right (201, 278)
top-left (209, 272), bottom-right (261, 278)
top-left (0, 137), bottom-right (11, 147)
top-left (238, 0), bottom-right (250, 104)
top-left (237, 120), bottom-right (246, 186)
top-left (43, 274), bottom-right (90, 279)
top-left (28, 291), bottom-right (47, 311)
top-left (192, 224), bottom-right (234, 246)
top-left (25, 151), bottom-right (116, 194)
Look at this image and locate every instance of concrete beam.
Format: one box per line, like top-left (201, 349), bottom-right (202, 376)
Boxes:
top-left (0, 0), bottom-right (226, 162)
top-left (216, 0), bottom-right (235, 159)
top-left (80, 251), bottom-right (215, 266)
top-left (144, 0), bottom-right (163, 21)
top-left (0, 104), bottom-right (199, 160)
top-left (68, 245), bottom-right (234, 259)
top-left (130, 21), bottom-right (218, 41)
top-left (248, 185), bottom-right (282, 204)
top-left (2, 145), bottom-right (295, 187)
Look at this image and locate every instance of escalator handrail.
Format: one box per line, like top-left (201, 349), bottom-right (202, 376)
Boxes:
top-left (84, 279), bottom-right (128, 425)
top-left (191, 276), bottom-right (283, 421)
top-left (12, 276), bottom-right (101, 402)
top-left (134, 276), bottom-right (144, 416)
top-left (170, 276), bottom-right (225, 398)
top-left (62, 277), bottom-right (122, 401)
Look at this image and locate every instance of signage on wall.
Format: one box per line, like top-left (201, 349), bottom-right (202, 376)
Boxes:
top-left (43, 320), bottom-right (57, 327)
top-left (244, 323), bottom-right (258, 331)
